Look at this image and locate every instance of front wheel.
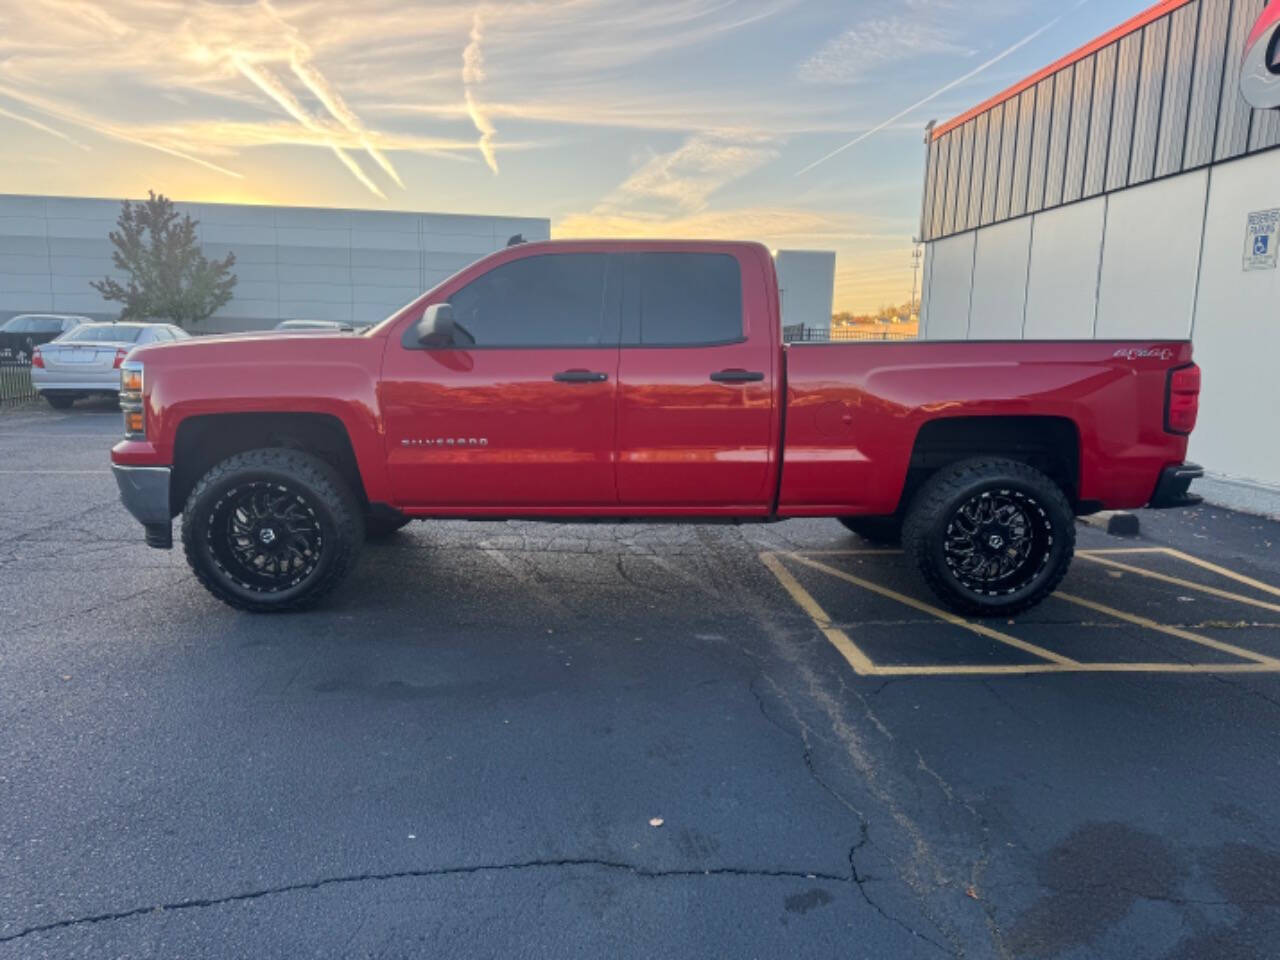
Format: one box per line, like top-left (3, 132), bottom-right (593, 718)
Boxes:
top-left (181, 448), bottom-right (364, 612)
top-left (902, 458), bottom-right (1074, 617)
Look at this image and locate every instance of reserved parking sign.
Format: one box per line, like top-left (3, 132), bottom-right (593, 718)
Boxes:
top-left (1245, 209), bottom-right (1279, 272)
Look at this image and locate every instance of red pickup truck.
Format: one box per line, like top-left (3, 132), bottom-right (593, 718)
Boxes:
top-left (110, 240), bottom-right (1202, 616)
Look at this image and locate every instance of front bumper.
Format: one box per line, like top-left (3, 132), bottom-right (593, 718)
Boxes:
top-left (112, 464), bottom-right (173, 548)
top-left (1148, 462), bottom-right (1204, 509)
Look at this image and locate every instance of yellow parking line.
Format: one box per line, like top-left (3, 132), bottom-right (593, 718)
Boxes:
top-left (792, 549), bottom-right (904, 557)
top-left (1160, 548), bottom-right (1280, 599)
top-left (759, 553), bottom-right (877, 675)
top-left (1074, 547), bottom-right (1168, 555)
top-left (1076, 553), bottom-right (1280, 614)
top-left (874, 662), bottom-right (1280, 676)
top-left (787, 552), bottom-right (1078, 666)
top-left (1055, 591), bottom-right (1280, 666)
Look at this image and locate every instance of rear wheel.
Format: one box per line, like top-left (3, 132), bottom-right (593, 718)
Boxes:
top-left (181, 447), bottom-right (364, 612)
top-left (44, 393), bottom-right (76, 410)
top-left (902, 458), bottom-right (1074, 617)
top-left (837, 515), bottom-right (902, 545)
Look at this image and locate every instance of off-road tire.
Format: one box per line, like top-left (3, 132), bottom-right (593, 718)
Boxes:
top-left (181, 447), bottom-right (364, 613)
top-left (44, 393), bottom-right (75, 410)
top-left (837, 515), bottom-right (902, 545)
top-left (902, 457), bottom-right (1074, 617)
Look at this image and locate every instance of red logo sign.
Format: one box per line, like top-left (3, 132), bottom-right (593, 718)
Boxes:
top-left (1242, 1), bottom-right (1280, 108)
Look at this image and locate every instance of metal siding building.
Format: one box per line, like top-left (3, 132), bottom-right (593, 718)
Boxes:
top-left (917, 0), bottom-right (1280, 501)
top-left (0, 194), bottom-right (550, 333)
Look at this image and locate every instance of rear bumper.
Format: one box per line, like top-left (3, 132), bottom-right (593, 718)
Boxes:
top-left (112, 464), bottom-right (173, 548)
top-left (31, 369), bottom-right (119, 392)
top-left (1148, 462), bottom-right (1204, 509)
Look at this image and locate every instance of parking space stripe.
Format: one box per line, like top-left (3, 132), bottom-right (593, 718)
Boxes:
top-left (759, 552), bottom-right (877, 675)
top-left (1077, 552), bottom-right (1280, 614)
top-left (785, 552), bottom-right (1079, 666)
top-left (873, 662), bottom-right (1280, 676)
top-left (1055, 591), bottom-right (1280, 666)
top-left (0, 469), bottom-right (111, 475)
top-left (1159, 548), bottom-right (1280, 599)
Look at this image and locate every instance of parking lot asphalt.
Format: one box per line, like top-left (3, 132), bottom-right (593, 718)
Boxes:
top-left (2, 399), bottom-right (1279, 960)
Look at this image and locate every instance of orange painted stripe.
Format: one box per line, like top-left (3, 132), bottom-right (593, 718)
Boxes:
top-left (932, 0), bottom-right (1197, 140)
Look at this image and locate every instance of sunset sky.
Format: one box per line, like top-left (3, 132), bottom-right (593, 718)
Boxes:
top-left (0, 0), bottom-right (1156, 313)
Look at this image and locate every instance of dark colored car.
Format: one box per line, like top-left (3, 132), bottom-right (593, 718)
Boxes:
top-left (0, 314), bottom-right (90, 362)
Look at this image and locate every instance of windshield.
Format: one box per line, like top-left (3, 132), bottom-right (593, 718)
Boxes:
top-left (61, 325), bottom-right (145, 344)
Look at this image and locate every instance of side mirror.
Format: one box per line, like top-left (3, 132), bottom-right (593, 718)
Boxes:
top-left (409, 303), bottom-right (455, 348)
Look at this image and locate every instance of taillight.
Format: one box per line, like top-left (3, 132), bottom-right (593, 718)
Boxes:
top-left (113, 348), bottom-right (128, 369)
top-left (31, 347), bottom-right (44, 369)
top-left (1165, 363), bottom-right (1200, 434)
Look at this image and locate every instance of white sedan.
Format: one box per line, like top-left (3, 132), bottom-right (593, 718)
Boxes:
top-left (31, 322), bottom-right (189, 409)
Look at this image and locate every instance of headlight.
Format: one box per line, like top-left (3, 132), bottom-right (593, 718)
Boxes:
top-left (119, 361), bottom-right (145, 438)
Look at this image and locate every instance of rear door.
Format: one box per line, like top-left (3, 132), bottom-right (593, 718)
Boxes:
top-left (381, 252), bottom-right (621, 508)
top-left (615, 251), bottom-right (777, 509)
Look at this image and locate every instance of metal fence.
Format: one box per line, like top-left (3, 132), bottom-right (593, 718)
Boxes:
top-left (783, 324), bottom-right (917, 343)
top-left (0, 358), bottom-right (37, 407)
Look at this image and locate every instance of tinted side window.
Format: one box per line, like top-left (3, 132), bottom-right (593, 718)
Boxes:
top-left (33, 318), bottom-right (64, 333)
top-left (447, 254), bottom-right (609, 347)
top-left (622, 253), bottom-right (743, 346)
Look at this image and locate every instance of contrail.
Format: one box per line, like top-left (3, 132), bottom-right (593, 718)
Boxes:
top-left (289, 52), bottom-right (405, 189)
top-left (0, 81), bottom-right (240, 177)
top-left (233, 54), bottom-right (386, 198)
top-left (796, 0), bottom-right (1091, 176)
top-left (463, 10), bottom-right (499, 174)
top-left (0, 104), bottom-right (89, 150)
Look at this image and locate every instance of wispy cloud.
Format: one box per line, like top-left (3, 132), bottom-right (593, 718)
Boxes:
top-left (463, 10), bottom-right (499, 175)
top-left (0, 103), bottom-right (89, 150)
top-left (796, 0), bottom-right (1092, 175)
top-left (798, 17), bottom-right (971, 85)
top-left (602, 134), bottom-right (779, 215)
top-left (0, 81), bottom-right (242, 178)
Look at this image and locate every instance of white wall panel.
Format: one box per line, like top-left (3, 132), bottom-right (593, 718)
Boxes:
top-left (1095, 170), bottom-right (1207, 338)
top-left (775, 250), bottom-right (835, 332)
top-left (1024, 197), bottom-right (1105, 339)
top-left (968, 218), bottom-right (1031, 339)
top-left (0, 193), bottom-right (548, 329)
top-left (922, 232), bottom-right (975, 339)
top-left (1187, 152), bottom-right (1280, 485)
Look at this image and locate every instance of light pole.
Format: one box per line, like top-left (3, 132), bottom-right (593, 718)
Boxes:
top-left (909, 238), bottom-right (922, 322)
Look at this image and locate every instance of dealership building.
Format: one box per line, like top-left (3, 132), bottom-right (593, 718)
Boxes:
top-left (0, 194), bottom-right (551, 334)
top-left (918, 0), bottom-right (1280, 508)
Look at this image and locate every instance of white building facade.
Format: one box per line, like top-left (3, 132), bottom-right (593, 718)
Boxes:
top-left (918, 0), bottom-right (1280, 504)
top-left (0, 194), bottom-right (549, 333)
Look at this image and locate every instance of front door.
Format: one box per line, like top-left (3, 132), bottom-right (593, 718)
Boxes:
top-left (381, 252), bottom-right (620, 508)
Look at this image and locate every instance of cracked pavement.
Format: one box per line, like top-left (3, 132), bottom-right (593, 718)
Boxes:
top-left (2, 400), bottom-right (1280, 958)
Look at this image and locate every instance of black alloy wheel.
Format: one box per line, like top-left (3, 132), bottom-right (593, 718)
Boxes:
top-left (903, 457), bottom-right (1074, 617)
top-left (205, 481), bottom-right (325, 594)
top-left (182, 448), bottom-right (363, 612)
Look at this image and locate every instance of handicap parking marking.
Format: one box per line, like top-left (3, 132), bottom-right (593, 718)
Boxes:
top-left (761, 546), bottom-right (1280, 678)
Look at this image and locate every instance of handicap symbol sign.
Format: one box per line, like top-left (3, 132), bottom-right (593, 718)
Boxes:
top-left (1245, 208), bottom-right (1279, 271)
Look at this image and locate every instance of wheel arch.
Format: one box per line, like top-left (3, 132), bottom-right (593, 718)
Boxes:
top-left (901, 415), bottom-right (1082, 515)
top-left (170, 412), bottom-right (367, 518)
